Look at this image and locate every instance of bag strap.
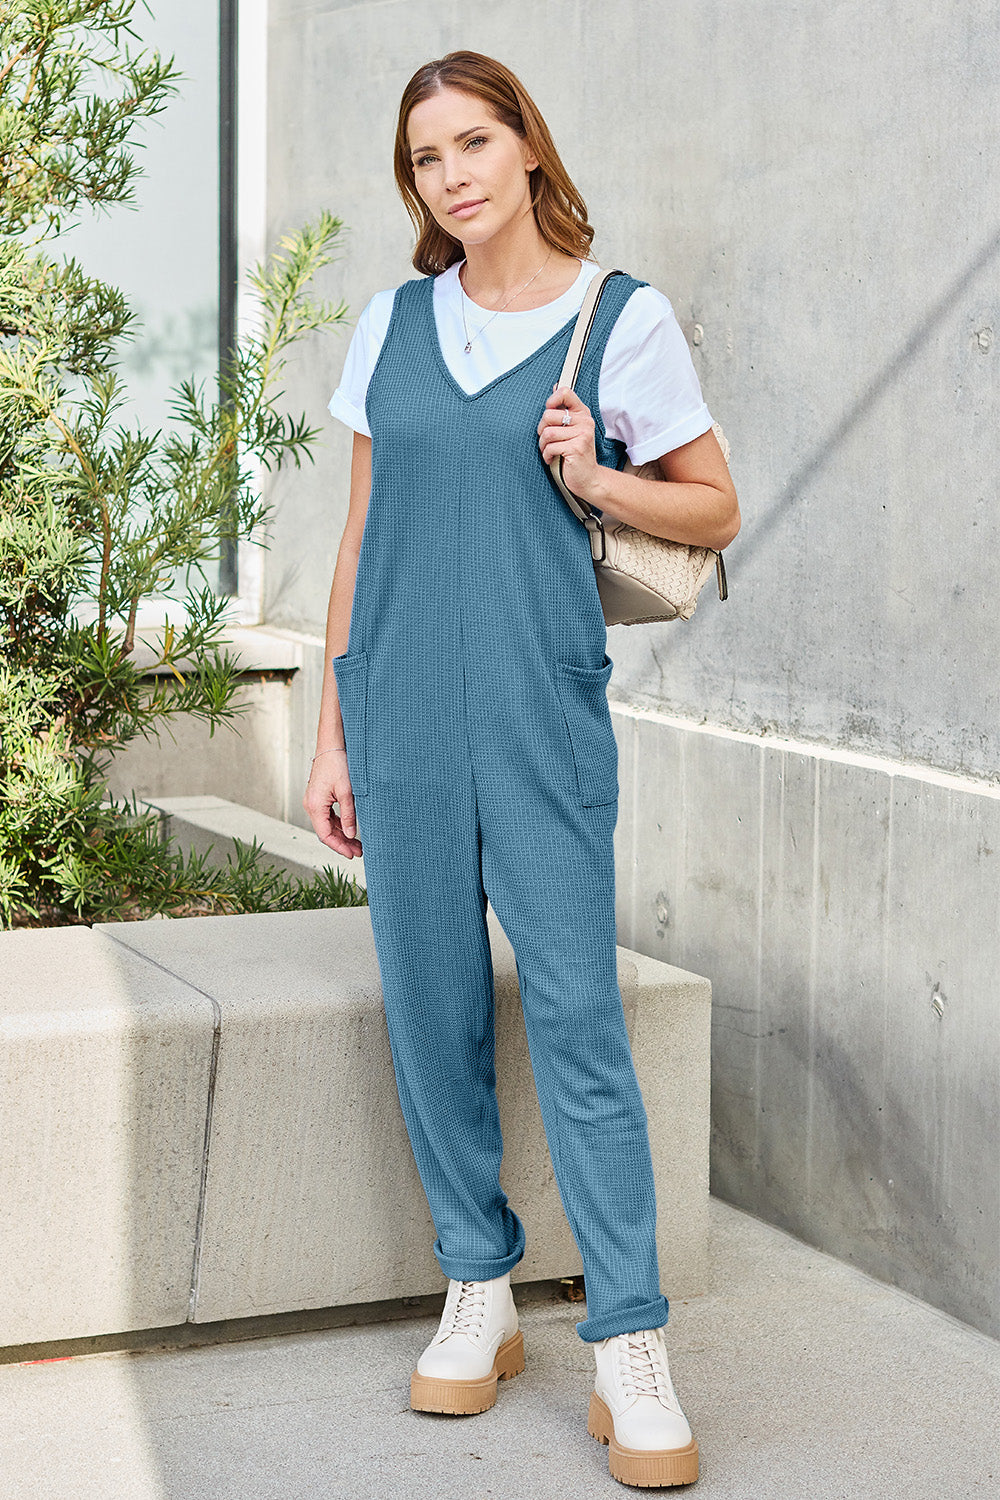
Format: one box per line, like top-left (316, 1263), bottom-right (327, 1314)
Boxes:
top-left (551, 270), bottom-right (624, 537)
top-left (556, 268), bottom-right (625, 406)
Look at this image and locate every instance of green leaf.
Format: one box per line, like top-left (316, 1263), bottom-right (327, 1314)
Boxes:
top-left (1, 2), bottom-right (352, 927)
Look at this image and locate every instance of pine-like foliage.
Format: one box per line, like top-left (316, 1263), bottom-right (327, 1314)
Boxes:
top-left (0, 2), bottom-right (361, 925)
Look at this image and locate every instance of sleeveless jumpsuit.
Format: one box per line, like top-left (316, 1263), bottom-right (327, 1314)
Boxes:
top-left (332, 271), bottom-right (670, 1342)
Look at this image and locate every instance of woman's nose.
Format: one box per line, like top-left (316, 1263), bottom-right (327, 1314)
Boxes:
top-left (443, 156), bottom-right (471, 193)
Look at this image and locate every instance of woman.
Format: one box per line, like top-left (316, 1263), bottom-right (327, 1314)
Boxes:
top-left (305, 51), bottom-right (739, 1490)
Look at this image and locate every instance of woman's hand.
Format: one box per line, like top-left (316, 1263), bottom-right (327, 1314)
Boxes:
top-left (302, 749), bottom-right (363, 859)
top-left (537, 385), bottom-right (602, 504)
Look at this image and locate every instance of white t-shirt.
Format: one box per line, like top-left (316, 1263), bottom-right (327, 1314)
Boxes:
top-left (329, 261), bottom-right (712, 466)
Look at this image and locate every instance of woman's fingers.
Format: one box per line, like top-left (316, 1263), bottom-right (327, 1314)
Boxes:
top-left (545, 383), bottom-right (586, 413)
top-left (537, 385), bottom-right (601, 501)
top-left (334, 778), bottom-right (357, 840)
top-left (329, 787), bottom-right (360, 853)
top-left (319, 807), bottom-right (364, 859)
top-left (537, 384), bottom-right (586, 432)
top-left (537, 385), bottom-right (595, 465)
top-left (539, 432), bottom-right (579, 465)
top-left (303, 761), bottom-right (363, 858)
top-left (537, 419), bottom-right (594, 466)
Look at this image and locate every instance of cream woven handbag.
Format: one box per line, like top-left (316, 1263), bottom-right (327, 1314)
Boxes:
top-left (550, 269), bottom-right (730, 626)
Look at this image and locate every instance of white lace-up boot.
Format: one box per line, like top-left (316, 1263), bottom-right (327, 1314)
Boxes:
top-left (410, 1272), bottom-right (524, 1415)
top-left (589, 1325), bottom-right (698, 1487)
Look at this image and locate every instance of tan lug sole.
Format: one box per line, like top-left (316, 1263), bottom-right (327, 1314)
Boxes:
top-left (410, 1328), bottom-right (525, 1415)
top-left (588, 1392), bottom-right (699, 1488)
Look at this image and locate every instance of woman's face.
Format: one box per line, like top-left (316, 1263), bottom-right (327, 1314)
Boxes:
top-left (406, 87), bottom-right (538, 250)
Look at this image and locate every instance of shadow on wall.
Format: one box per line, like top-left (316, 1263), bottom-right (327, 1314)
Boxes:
top-left (711, 1003), bottom-right (996, 1338)
top-left (741, 226), bottom-right (1000, 567)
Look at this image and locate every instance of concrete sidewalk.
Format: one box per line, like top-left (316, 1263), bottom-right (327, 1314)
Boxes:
top-left (2, 1200), bottom-right (996, 1499)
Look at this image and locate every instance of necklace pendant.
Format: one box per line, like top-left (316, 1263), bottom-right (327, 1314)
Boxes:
top-left (464, 340), bottom-right (472, 354)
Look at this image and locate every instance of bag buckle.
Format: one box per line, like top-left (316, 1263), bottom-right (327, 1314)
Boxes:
top-left (586, 514), bottom-right (607, 563)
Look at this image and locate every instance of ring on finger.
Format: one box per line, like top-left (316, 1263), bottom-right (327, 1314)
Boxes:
top-left (561, 409), bottom-right (572, 427)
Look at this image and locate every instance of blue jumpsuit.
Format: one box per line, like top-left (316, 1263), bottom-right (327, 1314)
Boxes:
top-left (332, 270), bottom-right (670, 1342)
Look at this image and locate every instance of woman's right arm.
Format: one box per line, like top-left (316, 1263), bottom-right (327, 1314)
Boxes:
top-left (302, 430), bottom-right (371, 857)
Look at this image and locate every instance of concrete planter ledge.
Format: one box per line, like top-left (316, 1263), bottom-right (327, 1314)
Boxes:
top-left (143, 794), bottom-right (366, 887)
top-left (0, 907), bottom-right (710, 1350)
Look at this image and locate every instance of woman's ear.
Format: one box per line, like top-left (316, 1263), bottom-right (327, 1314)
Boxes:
top-left (523, 143), bottom-right (539, 174)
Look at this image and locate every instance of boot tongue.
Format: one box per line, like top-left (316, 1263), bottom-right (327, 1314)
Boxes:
top-left (450, 1280), bottom-right (487, 1335)
top-left (621, 1329), bottom-right (676, 1406)
top-left (624, 1332), bottom-right (659, 1395)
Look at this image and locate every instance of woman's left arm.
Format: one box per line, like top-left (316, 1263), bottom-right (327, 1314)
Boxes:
top-left (538, 386), bottom-right (741, 551)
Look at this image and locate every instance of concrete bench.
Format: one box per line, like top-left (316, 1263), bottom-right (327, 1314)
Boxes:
top-left (0, 906), bottom-right (710, 1349)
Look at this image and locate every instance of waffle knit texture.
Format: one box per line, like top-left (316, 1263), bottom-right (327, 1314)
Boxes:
top-left (332, 271), bottom-right (669, 1342)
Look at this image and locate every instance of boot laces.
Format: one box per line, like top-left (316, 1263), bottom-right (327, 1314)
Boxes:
top-left (443, 1280), bottom-right (488, 1337)
top-left (616, 1328), bottom-right (680, 1409)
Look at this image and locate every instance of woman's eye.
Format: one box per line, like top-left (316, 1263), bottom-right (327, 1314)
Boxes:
top-left (415, 153), bottom-right (436, 168)
top-left (465, 136), bottom-right (487, 149)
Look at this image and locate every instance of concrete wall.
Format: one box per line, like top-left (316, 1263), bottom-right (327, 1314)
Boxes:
top-left (264, 0), bottom-right (999, 771)
top-left (255, 1), bottom-right (1000, 1334)
top-left (105, 676), bottom-right (293, 821)
top-left (103, 627), bottom-right (320, 824)
top-left (613, 703), bottom-right (1000, 1338)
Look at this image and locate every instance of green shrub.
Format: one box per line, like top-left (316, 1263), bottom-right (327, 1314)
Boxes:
top-left (0, 1), bottom-right (360, 925)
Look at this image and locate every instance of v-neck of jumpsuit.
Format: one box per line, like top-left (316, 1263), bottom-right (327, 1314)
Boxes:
top-left (337, 269), bottom-right (644, 813)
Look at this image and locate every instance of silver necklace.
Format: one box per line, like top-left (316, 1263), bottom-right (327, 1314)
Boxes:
top-left (459, 249), bottom-right (552, 354)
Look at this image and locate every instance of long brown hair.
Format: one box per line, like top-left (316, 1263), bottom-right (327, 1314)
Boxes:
top-left (393, 51), bottom-right (595, 276)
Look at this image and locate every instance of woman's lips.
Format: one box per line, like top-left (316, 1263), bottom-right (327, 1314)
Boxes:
top-left (448, 199), bottom-right (486, 219)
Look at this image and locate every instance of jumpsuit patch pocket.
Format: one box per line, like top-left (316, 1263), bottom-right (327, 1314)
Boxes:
top-left (331, 649), bottom-right (369, 797)
top-left (554, 656), bottom-right (619, 808)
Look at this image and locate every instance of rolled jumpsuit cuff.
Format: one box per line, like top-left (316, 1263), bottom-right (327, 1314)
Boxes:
top-left (433, 1223), bottom-right (526, 1283)
top-left (576, 1294), bottom-right (670, 1343)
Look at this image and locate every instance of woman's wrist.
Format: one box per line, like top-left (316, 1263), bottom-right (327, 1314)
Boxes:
top-left (312, 746), bottom-right (347, 762)
top-left (577, 462), bottom-right (617, 512)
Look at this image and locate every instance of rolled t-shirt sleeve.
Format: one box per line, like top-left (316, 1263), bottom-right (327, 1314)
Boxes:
top-left (599, 286), bottom-right (713, 466)
top-left (327, 288), bottom-right (396, 438)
